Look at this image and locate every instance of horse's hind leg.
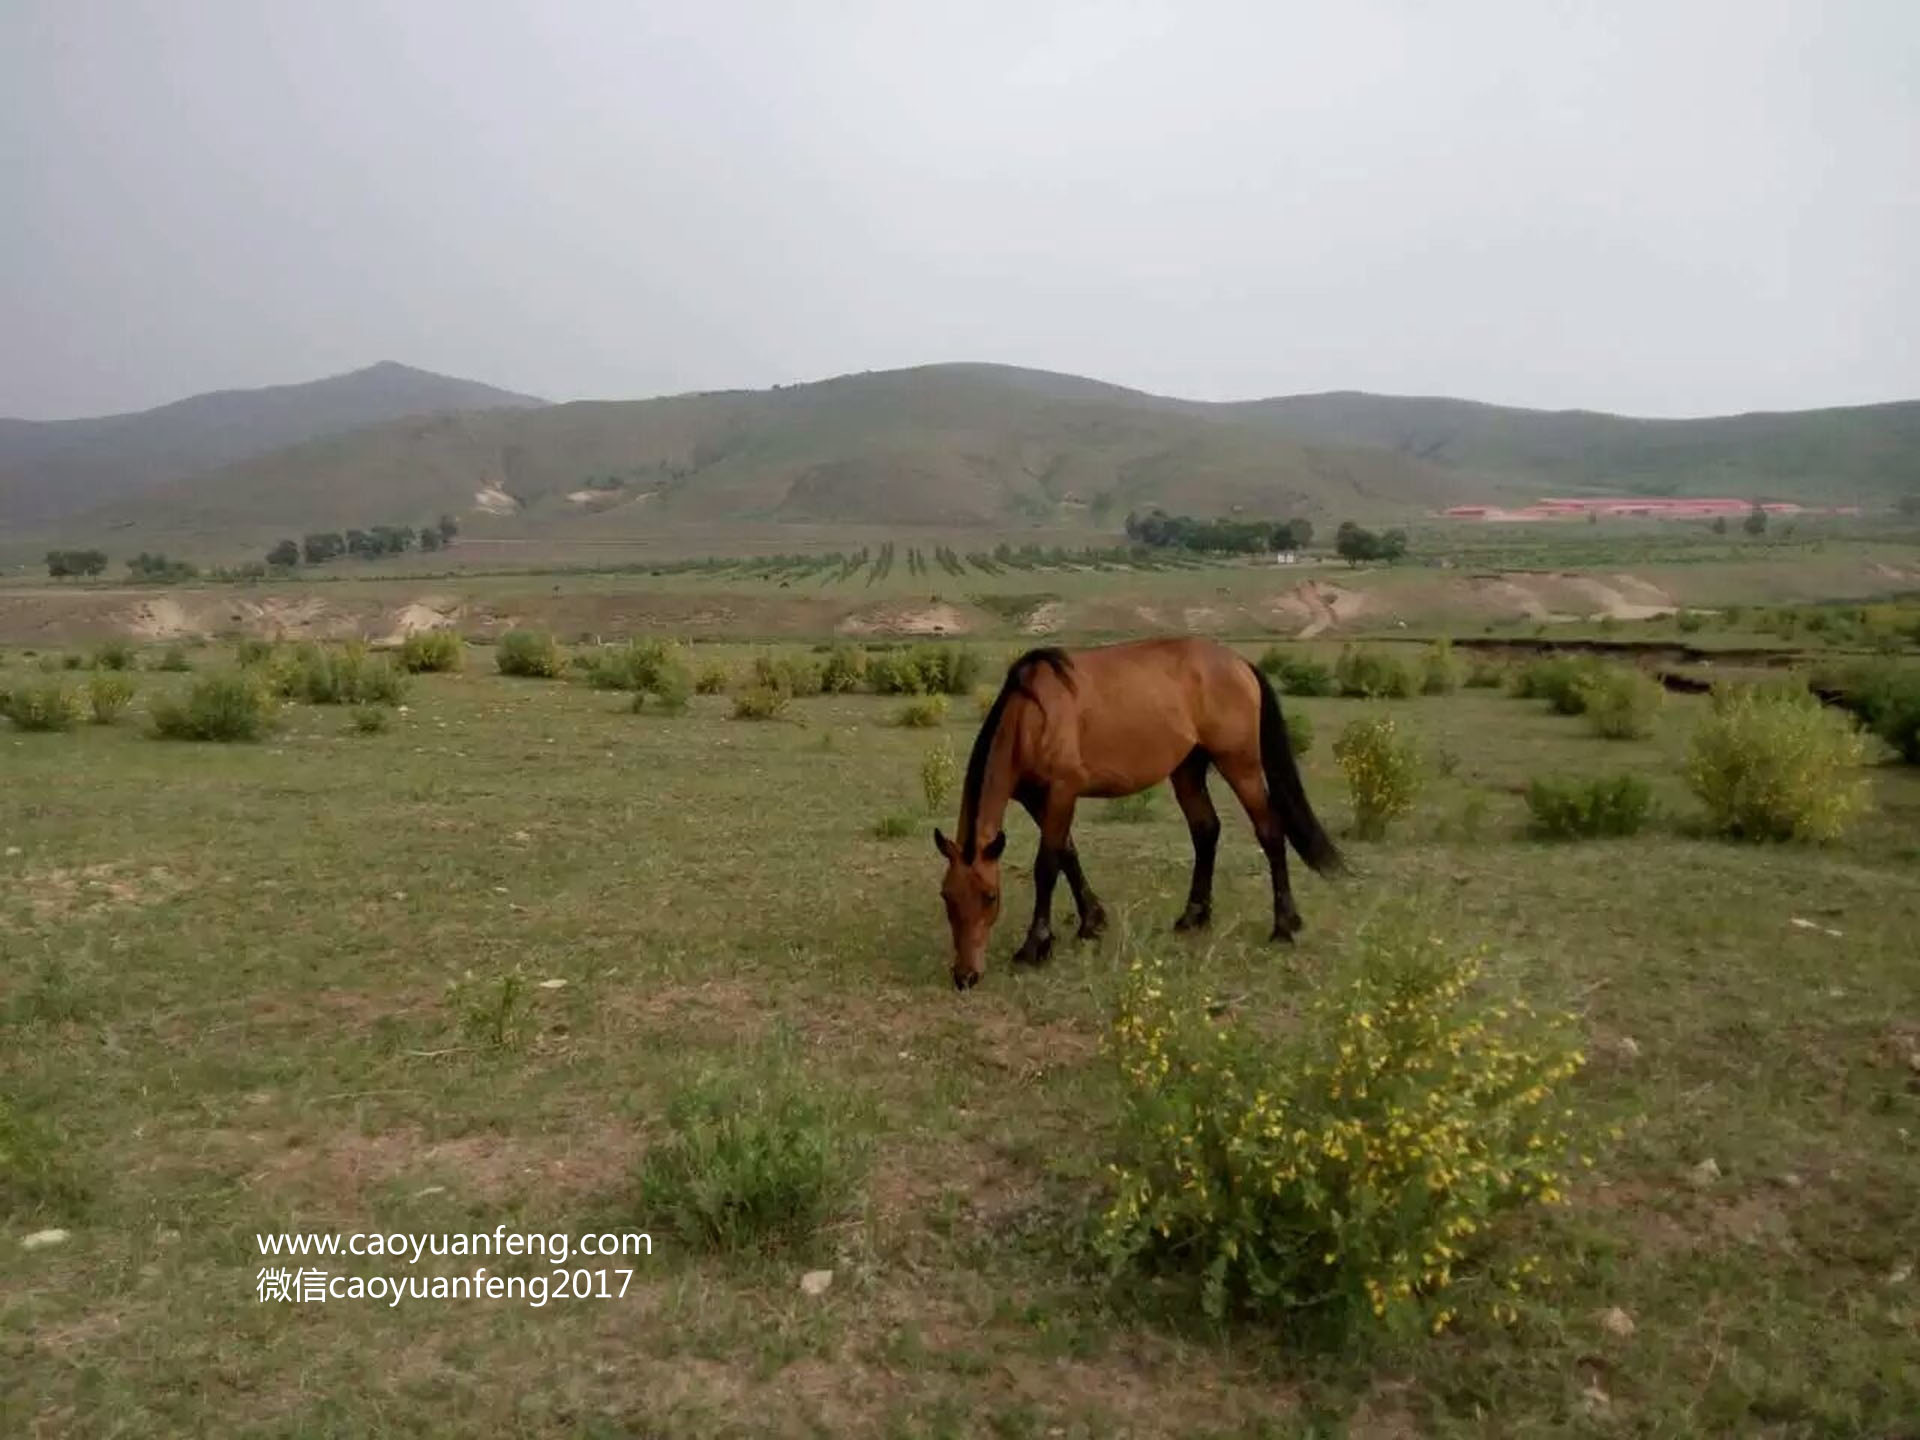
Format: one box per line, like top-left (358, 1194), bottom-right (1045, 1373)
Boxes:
top-left (1169, 749), bottom-right (1220, 933)
top-left (1215, 752), bottom-right (1303, 943)
top-left (1012, 790), bottom-right (1078, 967)
top-left (1018, 791), bottom-right (1106, 942)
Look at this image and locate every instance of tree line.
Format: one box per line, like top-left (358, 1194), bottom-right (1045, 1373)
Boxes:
top-left (268, 515), bottom-right (460, 569)
top-left (1124, 510), bottom-right (1316, 553)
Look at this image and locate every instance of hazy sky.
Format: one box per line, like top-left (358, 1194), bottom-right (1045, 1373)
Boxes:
top-left (4, 1), bottom-right (1916, 420)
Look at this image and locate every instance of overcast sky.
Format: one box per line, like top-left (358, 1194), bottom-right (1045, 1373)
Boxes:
top-left (4, 1), bottom-right (1916, 420)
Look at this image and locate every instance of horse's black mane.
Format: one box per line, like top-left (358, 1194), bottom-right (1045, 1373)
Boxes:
top-left (959, 647), bottom-right (1073, 860)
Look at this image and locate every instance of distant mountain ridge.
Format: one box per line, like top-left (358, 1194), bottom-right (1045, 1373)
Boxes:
top-left (16, 362), bottom-right (1916, 554)
top-left (0, 361), bottom-right (544, 526)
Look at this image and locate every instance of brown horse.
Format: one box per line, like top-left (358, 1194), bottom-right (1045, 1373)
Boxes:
top-left (934, 637), bottom-right (1342, 989)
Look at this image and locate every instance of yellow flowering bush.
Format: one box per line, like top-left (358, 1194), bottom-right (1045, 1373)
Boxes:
top-left (1686, 684), bottom-right (1868, 841)
top-left (1095, 927), bottom-right (1588, 1338)
top-left (1332, 714), bottom-right (1421, 839)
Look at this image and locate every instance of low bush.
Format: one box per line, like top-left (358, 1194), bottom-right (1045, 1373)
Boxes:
top-left (1285, 709), bottom-right (1314, 756)
top-left (921, 740), bottom-right (957, 813)
top-left (92, 639), bottom-right (135, 671)
top-left (1464, 655), bottom-right (1505, 688)
top-left (1335, 646), bottom-right (1415, 700)
top-left (694, 661), bottom-right (730, 695)
top-left (234, 638), bottom-right (279, 668)
top-left (1095, 923), bottom-right (1587, 1336)
top-left (585, 639), bottom-right (691, 710)
top-left (1525, 774), bottom-right (1653, 838)
top-left (86, 672), bottom-right (136, 724)
top-left (398, 630), bottom-right (464, 673)
top-left (730, 686), bottom-right (790, 721)
top-left (1825, 660), bottom-right (1920, 763)
top-left (1258, 648), bottom-right (1338, 697)
top-left (349, 705), bottom-right (391, 736)
top-left (752, 653), bottom-right (823, 699)
top-left (1332, 714), bottom-right (1421, 839)
top-left (1419, 639), bottom-right (1463, 695)
top-left (819, 644), bottom-right (868, 694)
top-left (1685, 686), bottom-right (1868, 841)
top-left (868, 644), bottom-right (982, 697)
top-left (2, 679), bottom-right (83, 732)
top-left (150, 670), bottom-right (278, 741)
top-left (1511, 657), bottom-right (1599, 714)
top-left (153, 645), bottom-right (193, 673)
top-left (279, 642), bottom-right (408, 706)
top-left (496, 630), bottom-right (565, 678)
top-left (871, 812), bottom-right (915, 840)
top-left (0, 1096), bottom-right (93, 1220)
top-left (894, 695), bottom-right (949, 728)
top-left (636, 1055), bottom-right (864, 1256)
top-left (1576, 666), bottom-right (1665, 740)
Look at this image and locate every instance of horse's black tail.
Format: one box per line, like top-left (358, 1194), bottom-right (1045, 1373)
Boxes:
top-left (1250, 662), bottom-right (1344, 876)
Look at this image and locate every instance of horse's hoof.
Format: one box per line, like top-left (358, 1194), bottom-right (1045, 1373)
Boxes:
top-left (1011, 935), bottom-right (1054, 968)
top-left (1076, 908), bottom-right (1109, 942)
top-left (1173, 907), bottom-right (1211, 933)
top-left (1268, 924), bottom-right (1297, 945)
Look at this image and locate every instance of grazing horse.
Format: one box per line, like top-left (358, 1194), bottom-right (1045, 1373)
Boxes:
top-left (934, 637), bottom-right (1343, 990)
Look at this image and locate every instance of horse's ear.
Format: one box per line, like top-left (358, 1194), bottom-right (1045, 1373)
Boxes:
top-left (983, 831), bottom-right (1008, 861)
top-left (933, 828), bottom-right (957, 861)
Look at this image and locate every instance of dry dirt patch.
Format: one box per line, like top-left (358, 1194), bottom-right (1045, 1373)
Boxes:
top-left (835, 603), bottom-right (972, 637)
top-left (12, 862), bottom-right (189, 927)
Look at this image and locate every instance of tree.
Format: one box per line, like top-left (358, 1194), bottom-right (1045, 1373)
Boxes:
top-left (303, 532), bottom-right (345, 564)
top-left (1711, 516), bottom-right (1729, 535)
top-left (1288, 517), bottom-right (1314, 549)
top-left (45, 549), bottom-right (108, 578)
top-left (1378, 528), bottom-right (1409, 562)
top-left (436, 513), bottom-right (459, 544)
top-left (266, 539), bottom-right (300, 568)
top-left (1336, 521), bottom-right (1379, 566)
top-left (420, 528), bottom-right (442, 552)
top-left (1743, 503), bottom-right (1768, 536)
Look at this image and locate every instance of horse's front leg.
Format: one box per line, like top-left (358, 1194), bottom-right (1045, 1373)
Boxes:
top-left (1012, 790), bottom-right (1077, 967)
top-left (1018, 791), bottom-right (1106, 943)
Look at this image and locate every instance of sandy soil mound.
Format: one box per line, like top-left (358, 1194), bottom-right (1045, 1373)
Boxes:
top-left (473, 486), bottom-right (519, 515)
top-left (122, 596), bottom-right (193, 639)
top-left (379, 601), bottom-right (459, 645)
top-left (835, 603), bottom-right (971, 637)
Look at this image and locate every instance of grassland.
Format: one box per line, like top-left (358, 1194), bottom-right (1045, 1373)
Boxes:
top-left (4, 634), bottom-right (1919, 1437)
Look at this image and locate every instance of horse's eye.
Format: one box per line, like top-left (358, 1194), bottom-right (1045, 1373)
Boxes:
top-left (984, 892), bottom-right (998, 906)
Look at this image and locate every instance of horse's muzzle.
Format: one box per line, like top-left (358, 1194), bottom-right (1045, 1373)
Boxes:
top-left (953, 969), bottom-right (981, 991)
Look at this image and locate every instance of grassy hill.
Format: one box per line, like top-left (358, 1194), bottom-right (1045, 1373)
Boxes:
top-left (26, 364), bottom-right (1918, 566)
top-left (60, 364), bottom-right (1484, 555)
top-left (1237, 391), bottom-right (1920, 503)
top-left (0, 361), bottom-right (544, 527)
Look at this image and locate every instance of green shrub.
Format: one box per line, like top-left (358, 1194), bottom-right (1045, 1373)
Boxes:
top-left (643, 656), bottom-right (693, 714)
top-left (1419, 639), bottom-right (1463, 695)
top-left (730, 685), bottom-right (790, 721)
top-left (871, 812), bottom-right (914, 840)
top-left (584, 639), bottom-right (689, 708)
top-left (150, 670), bottom-right (278, 741)
top-left (1095, 924), bottom-right (1587, 1336)
top-left (894, 695), bottom-right (949, 728)
top-left (92, 639), bottom-right (135, 671)
top-left (921, 739), bottom-right (957, 813)
top-left (1511, 657), bottom-right (1599, 714)
top-left (636, 1056), bottom-right (863, 1256)
top-left (1675, 608), bottom-right (1708, 633)
top-left (1685, 686), bottom-right (1868, 841)
top-left (1286, 710), bottom-right (1314, 756)
top-left (819, 643), bottom-right (868, 694)
top-left (234, 638), bottom-right (279, 668)
top-left (1259, 648), bottom-right (1338, 697)
top-left (913, 644), bottom-right (984, 696)
top-left (349, 705), bottom-right (392, 735)
top-left (1576, 666), bottom-right (1665, 740)
top-left (751, 653), bottom-right (823, 698)
top-left (865, 650), bottom-right (929, 695)
top-left (1334, 646), bottom-right (1415, 700)
top-left (1827, 661), bottom-right (1920, 763)
top-left (1332, 714), bottom-right (1421, 839)
top-left (1525, 774), bottom-right (1653, 838)
top-left (450, 968), bottom-right (533, 1051)
top-left (2, 679), bottom-right (83, 732)
top-left (280, 642), bottom-right (407, 705)
top-left (153, 645), bottom-right (193, 672)
top-left (1464, 655), bottom-right (1505, 688)
top-left (398, 630), bottom-right (464, 673)
top-left (86, 672), bottom-right (136, 724)
top-left (694, 661), bottom-right (730, 695)
top-left (496, 630), bottom-right (565, 678)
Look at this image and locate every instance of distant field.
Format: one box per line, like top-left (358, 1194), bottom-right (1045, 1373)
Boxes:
top-left (4, 639), bottom-right (1918, 1435)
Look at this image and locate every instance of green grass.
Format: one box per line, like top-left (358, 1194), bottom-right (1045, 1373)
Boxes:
top-left (2, 655), bottom-right (1918, 1434)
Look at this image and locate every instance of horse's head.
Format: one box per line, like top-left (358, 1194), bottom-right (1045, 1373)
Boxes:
top-left (934, 827), bottom-right (1006, 990)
